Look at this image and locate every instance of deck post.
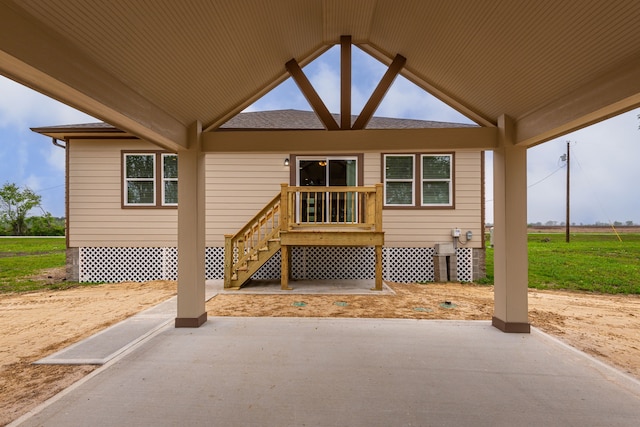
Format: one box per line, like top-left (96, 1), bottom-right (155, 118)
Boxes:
top-left (281, 243), bottom-right (292, 290)
top-left (223, 234), bottom-right (232, 288)
top-left (374, 245), bottom-right (383, 290)
top-left (280, 184), bottom-right (292, 290)
top-left (374, 183), bottom-right (383, 232)
top-left (374, 183), bottom-right (384, 290)
top-left (280, 183), bottom-right (289, 229)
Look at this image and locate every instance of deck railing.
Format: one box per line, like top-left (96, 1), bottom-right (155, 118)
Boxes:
top-left (281, 183), bottom-right (383, 232)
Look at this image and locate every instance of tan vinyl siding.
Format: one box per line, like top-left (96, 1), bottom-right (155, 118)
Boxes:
top-left (69, 141), bottom-right (482, 249)
top-left (68, 139), bottom-right (178, 247)
top-left (206, 153), bottom-right (290, 246)
top-left (366, 151), bottom-right (483, 248)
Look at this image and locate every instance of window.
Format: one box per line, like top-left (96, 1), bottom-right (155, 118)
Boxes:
top-left (383, 153), bottom-right (453, 208)
top-left (421, 154), bottom-right (452, 206)
top-left (383, 154), bottom-right (414, 206)
top-left (123, 152), bottom-right (177, 207)
top-left (162, 153), bottom-right (178, 206)
top-left (296, 156), bottom-right (359, 222)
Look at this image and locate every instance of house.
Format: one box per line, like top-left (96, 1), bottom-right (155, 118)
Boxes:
top-left (33, 109), bottom-right (486, 287)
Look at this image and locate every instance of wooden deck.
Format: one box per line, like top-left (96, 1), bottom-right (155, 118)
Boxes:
top-left (224, 184), bottom-right (384, 290)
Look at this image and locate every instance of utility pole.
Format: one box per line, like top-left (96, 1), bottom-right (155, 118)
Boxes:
top-left (564, 142), bottom-right (570, 242)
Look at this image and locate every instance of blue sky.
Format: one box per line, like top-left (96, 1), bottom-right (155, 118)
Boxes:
top-left (1, 45), bottom-right (639, 225)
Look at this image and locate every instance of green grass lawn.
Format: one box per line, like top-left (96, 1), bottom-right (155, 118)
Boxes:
top-left (0, 237), bottom-right (69, 293)
top-left (483, 233), bottom-right (640, 294)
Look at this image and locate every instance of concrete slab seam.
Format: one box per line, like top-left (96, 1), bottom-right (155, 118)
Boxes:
top-left (8, 320), bottom-right (175, 427)
top-left (35, 317), bottom-right (174, 365)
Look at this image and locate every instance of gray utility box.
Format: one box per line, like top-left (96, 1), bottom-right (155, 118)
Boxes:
top-left (433, 243), bottom-right (457, 282)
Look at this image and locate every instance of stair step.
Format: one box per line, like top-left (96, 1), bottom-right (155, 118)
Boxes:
top-left (269, 238), bottom-right (281, 243)
top-left (258, 246), bottom-right (269, 252)
top-left (236, 265), bottom-right (248, 272)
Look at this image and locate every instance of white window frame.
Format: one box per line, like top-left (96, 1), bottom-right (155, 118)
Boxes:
top-left (420, 154), bottom-right (453, 207)
top-left (124, 153), bottom-right (156, 206)
top-left (383, 154), bottom-right (415, 207)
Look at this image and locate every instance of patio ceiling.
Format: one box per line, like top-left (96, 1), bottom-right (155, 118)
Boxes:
top-left (1, 0), bottom-right (640, 151)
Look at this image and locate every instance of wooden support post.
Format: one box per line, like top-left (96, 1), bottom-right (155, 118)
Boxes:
top-left (280, 184), bottom-right (292, 290)
top-left (340, 35), bottom-right (352, 130)
top-left (373, 184), bottom-right (384, 290)
top-left (175, 121), bottom-right (207, 327)
top-left (492, 115), bottom-right (530, 333)
top-left (374, 183), bottom-right (383, 232)
top-left (374, 245), bottom-right (383, 290)
top-left (280, 183), bottom-right (289, 230)
top-left (281, 244), bottom-right (292, 290)
top-left (223, 234), bottom-right (232, 288)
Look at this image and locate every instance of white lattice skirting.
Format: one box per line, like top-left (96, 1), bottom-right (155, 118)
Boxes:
top-left (79, 246), bottom-right (474, 283)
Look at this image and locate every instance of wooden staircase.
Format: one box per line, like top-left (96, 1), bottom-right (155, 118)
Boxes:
top-left (224, 193), bottom-right (282, 289)
top-left (224, 183), bottom-right (384, 290)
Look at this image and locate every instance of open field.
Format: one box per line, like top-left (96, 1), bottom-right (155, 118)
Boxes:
top-left (0, 237), bottom-right (68, 293)
top-left (482, 232), bottom-right (640, 294)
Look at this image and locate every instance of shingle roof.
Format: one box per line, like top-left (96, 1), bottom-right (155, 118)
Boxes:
top-left (32, 109), bottom-right (476, 135)
top-left (220, 109), bottom-right (476, 129)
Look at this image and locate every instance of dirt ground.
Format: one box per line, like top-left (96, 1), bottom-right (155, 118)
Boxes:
top-left (2, 280), bottom-right (640, 425)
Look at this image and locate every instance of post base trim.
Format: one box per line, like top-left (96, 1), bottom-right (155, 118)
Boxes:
top-left (175, 312), bottom-right (208, 328)
top-left (492, 316), bottom-right (530, 333)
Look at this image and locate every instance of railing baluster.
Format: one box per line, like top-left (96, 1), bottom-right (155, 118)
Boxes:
top-left (304, 191), bottom-right (308, 223)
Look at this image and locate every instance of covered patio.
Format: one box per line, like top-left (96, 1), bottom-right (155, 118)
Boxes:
top-left (13, 311), bottom-right (640, 426)
top-left (1, 2), bottom-right (639, 332)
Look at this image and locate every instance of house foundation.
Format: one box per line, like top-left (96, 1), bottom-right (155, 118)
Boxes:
top-left (66, 247), bottom-right (80, 282)
top-left (69, 246), bottom-right (484, 284)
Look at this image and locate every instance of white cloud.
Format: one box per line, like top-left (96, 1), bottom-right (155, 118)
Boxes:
top-left (308, 61), bottom-right (341, 113)
top-left (0, 76), bottom-right (95, 128)
top-left (46, 144), bottom-right (66, 173)
top-left (377, 77), bottom-right (474, 123)
top-left (24, 174), bottom-right (43, 191)
top-left (244, 77), bottom-right (310, 112)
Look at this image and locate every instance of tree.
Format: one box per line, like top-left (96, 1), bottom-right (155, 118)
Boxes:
top-left (0, 183), bottom-right (42, 236)
top-left (25, 214), bottom-right (65, 236)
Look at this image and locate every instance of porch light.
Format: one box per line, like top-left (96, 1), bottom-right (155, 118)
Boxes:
top-left (284, 158), bottom-right (290, 166)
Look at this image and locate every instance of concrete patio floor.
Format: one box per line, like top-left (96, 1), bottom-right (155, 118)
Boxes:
top-left (15, 312), bottom-right (640, 426)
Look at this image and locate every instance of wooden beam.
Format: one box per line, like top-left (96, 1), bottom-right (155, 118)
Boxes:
top-left (352, 54), bottom-right (406, 130)
top-left (285, 59), bottom-right (340, 130)
top-left (341, 35), bottom-right (352, 129)
top-left (357, 43), bottom-right (495, 127)
top-left (516, 56), bottom-right (640, 147)
top-left (0, 2), bottom-right (187, 151)
top-left (280, 231), bottom-right (384, 247)
top-left (203, 45), bottom-right (333, 132)
top-left (202, 127), bottom-right (497, 153)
